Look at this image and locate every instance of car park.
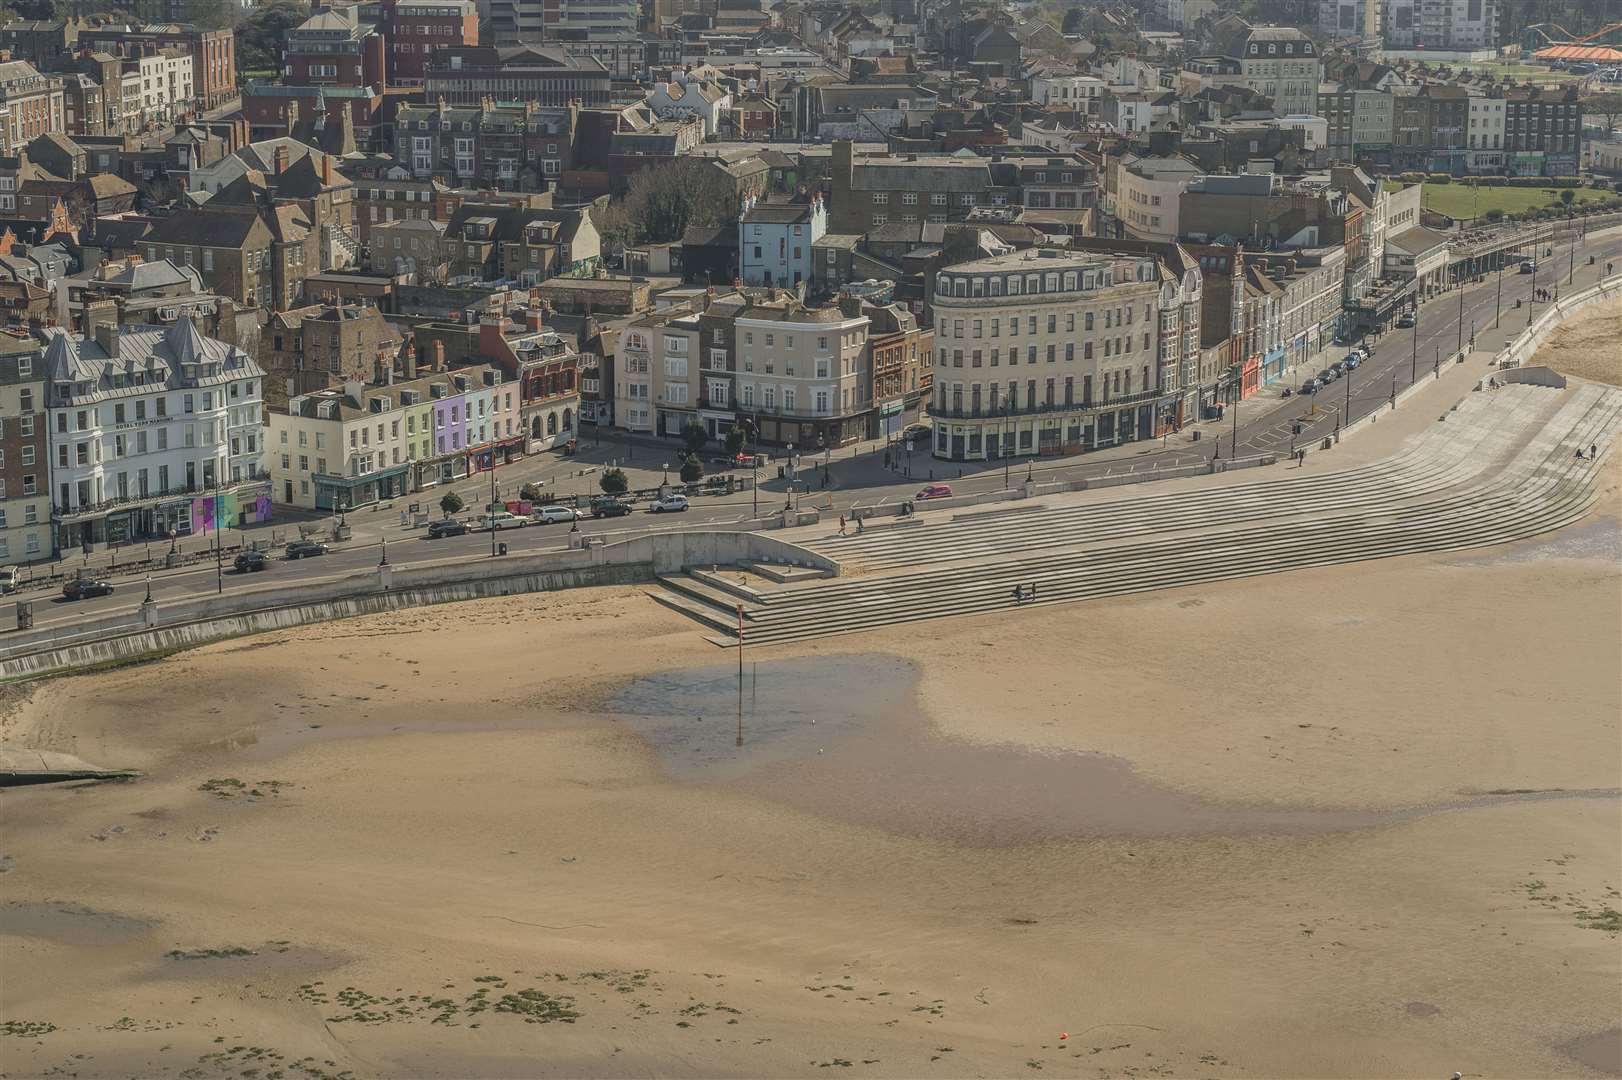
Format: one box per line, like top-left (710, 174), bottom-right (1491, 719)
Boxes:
top-left (1300, 378), bottom-right (1322, 395)
top-left (234, 551), bottom-right (268, 572)
top-left (531, 505), bottom-right (580, 525)
top-left (426, 519), bottom-right (468, 539)
top-left (62, 578), bottom-right (114, 600)
top-left (648, 494), bottom-right (689, 513)
top-left (916, 483), bottom-right (954, 500)
top-left (286, 540), bottom-right (330, 559)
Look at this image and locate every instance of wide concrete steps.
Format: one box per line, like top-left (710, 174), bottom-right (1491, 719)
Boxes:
top-left (812, 386), bottom-right (1556, 574)
top-left (674, 385), bottom-right (1621, 646)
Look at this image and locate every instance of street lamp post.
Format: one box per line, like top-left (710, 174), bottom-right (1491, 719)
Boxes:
top-left (1002, 401), bottom-right (1010, 489)
top-left (1527, 256), bottom-right (1538, 327)
top-left (1456, 266), bottom-right (1466, 355)
top-left (211, 468), bottom-right (222, 595)
top-left (489, 460), bottom-right (498, 558)
top-left (1494, 254), bottom-right (1503, 329)
top-left (1340, 362), bottom-right (1352, 436)
top-left (1410, 306), bottom-right (1419, 388)
top-left (1567, 209), bottom-right (1577, 284)
top-left (1231, 389), bottom-right (1239, 459)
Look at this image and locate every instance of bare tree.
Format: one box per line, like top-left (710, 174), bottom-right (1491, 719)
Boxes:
top-left (599, 158), bottom-right (742, 252)
top-left (1583, 92), bottom-right (1622, 136)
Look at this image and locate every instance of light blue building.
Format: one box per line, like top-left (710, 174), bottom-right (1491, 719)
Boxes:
top-left (738, 194), bottom-right (827, 289)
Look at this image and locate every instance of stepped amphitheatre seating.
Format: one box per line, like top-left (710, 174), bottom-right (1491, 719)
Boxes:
top-left (647, 384), bottom-right (1622, 645)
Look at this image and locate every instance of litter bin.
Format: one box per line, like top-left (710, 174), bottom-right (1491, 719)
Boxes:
top-left (1191, 430), bottom-right (1201, 441)
top-left (498, 542), bottom-right (508, 556)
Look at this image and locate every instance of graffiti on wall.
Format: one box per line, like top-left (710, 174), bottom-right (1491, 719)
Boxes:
top-left (188, 493), bottom-right (273, 534)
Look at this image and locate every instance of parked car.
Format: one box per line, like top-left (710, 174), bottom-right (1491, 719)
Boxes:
top-left (0, 566), bottom-right (19, 594)
top-left (532, 505), bottom-right (580, 525)
top-left (285, 540), bottom-right (330, 559)
top-left (1520, 259), bottom-right (1537, 274)
top-left (234, 551), bottom-right (268, 573)
top-left (426, 518), bottom-right (468, 539)
top-left (1319, 368), bottom-right (1339, 383)
top-left (590, 498), bottom-right (632, 518)
top-left (1343, 353), bottom-right (1362, 370)
top-left (1300, 378), bottom-right (1322, 395)
top-left (62, 577), bottom-right (113, 600)
top-left (476, 512), bottom-right (527, 531)
top-left (1395, 311), bottom-right (1416, 328)
top-left (648, 494), bottom-right (689, 513)
top-left (916, 483), bottom-right (954, 500)
top-left (902, 423), bottom-right (931, 443)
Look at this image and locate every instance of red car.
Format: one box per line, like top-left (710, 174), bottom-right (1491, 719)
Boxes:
top-left (915, 483), bottom-right (954, 500)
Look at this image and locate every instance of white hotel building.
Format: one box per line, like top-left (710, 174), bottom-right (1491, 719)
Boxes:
top-left (43, 319), bottom-right (268, 547)
top-left (929, 246), bottom-right (1201, 461)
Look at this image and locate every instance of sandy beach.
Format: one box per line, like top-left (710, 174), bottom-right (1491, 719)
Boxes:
top-left (1, 314), bottom-right (1619, 1079)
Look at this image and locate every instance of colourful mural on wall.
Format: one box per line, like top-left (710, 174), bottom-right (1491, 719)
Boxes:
top-left (188, 493), bottom-right (273, 534)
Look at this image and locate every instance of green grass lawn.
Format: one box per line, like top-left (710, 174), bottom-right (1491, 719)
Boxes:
top-left (1381, 180), bottom-right (1611, 220)
top-left (1444, 62), bottom-right (1585, 86)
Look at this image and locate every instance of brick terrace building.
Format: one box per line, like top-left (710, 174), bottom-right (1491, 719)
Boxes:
top-left (0, 62), bottom-right (65, 155)
top-left (78, 23), bottom-right (237, 111)
top-left (0, 330), bottom-right (50, 564)
top-left (382, 0), bottom-right (478, 85)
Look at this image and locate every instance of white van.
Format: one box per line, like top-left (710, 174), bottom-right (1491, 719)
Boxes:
top-left (0, 566), bottom-right (19, 594)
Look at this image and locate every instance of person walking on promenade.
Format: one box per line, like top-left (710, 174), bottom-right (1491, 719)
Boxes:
top-left (1590, 443), bottom-right (1598, 460)
top-left (838, 515), bottom-right (847, 536)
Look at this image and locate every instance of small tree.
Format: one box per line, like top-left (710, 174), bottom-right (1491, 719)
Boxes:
top-left (1484, 207), bottom-right (1504, 223)
top-left (679, 453), bottom-right (703, 484)
top-left (599, 467), bottom-right (629, 496)
top-left (724, 426), bottom-right (746, 456)
top-left (439, 491), bottom-right (464, 517)
top-left (680, 421), bottom-right (709, 455)
top-left (1559, 189), bottom-right (1575, 207)
top-left (519, 482), bottom-right (543, 502)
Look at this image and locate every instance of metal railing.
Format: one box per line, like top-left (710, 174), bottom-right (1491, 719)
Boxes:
top-left (51, 471), bottom-right (271, 520)
top-left (932, 388), bottom-right (1166, 420)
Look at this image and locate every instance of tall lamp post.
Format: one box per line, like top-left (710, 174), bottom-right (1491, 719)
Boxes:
top-left (489, 460), bottom-right (498, 558)
top-left (1527, 255), bottom-right (1538, 327)
top-left (1410, 304), bottom-right (1419, 388)
top-left (211, 466), bottom-right (222, 595)
top-left (1456, 265), bottom-right (1466, 356)
top-left (1494, 253), bottom-right (1504, 329)
top-left (1567, 208), bottom-right (1577, 284)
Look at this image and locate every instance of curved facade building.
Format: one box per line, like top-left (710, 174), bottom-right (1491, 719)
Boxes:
top-left (929, 245), bottom-right (1201, 461)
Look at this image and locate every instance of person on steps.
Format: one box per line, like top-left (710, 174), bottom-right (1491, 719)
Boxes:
top-left (1011, 584), bottom-right (1024, 604)
top-left (837, 515), bottom-right (846, 536)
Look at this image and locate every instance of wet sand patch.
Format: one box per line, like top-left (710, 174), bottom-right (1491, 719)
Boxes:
top-left (607, 655), bottom-right (1621, 845)
top-left (1561, 1027), bottom-right (1622, 1077)
top-left (0, 901), bottom-right (154, 946)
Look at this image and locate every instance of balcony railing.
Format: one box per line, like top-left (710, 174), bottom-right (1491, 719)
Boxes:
top-left (932, 388), bottom-right (1166, 420)
top-left (52, 470), bottom-right (272, 521)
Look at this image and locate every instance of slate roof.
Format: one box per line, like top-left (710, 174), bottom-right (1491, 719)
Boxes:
top-left (41, 320), bottom-right (262, 402)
